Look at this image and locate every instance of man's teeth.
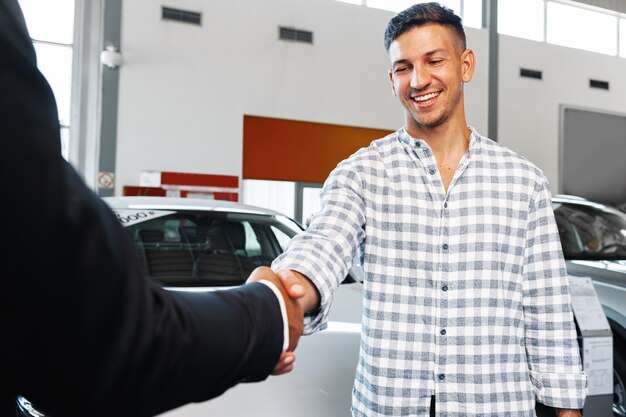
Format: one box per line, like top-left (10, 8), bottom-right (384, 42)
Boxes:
top-left (414, 92), bottom-right (439, 102)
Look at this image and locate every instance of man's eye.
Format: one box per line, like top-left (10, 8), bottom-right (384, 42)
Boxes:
top-left (430, 59), bottom-right (443, 65)
top-left (394, 67), bottom-right (407, 73)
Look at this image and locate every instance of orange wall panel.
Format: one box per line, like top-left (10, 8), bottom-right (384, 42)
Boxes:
top-left (243, 115), bottom-right (393, 183)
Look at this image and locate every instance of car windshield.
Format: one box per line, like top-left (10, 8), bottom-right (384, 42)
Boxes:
top-left (554, 202), bottom-right (626, 261)
top-left (116, 209), bottom-right (301, 287)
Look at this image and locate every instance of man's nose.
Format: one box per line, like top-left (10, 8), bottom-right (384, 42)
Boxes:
top-left (410, 65), bottom-right (431, 90)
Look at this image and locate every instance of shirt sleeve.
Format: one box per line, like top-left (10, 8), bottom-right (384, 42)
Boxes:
top-left (258, 279), bottom-right (289, 351)
top-left (272, 160), bottom-right (366, 334)
top-left (522, 178), bottom-right (588, 409)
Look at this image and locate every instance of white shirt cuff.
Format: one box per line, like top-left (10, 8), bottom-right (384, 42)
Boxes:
top-left (258, 279), bottom-right (289, 352)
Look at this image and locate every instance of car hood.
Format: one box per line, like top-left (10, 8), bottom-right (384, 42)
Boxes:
top-left (566, 259), bottom-right (626, 288)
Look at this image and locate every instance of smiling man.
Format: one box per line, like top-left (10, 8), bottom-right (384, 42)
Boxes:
top-left (268, 2), bottom-right (588, 417)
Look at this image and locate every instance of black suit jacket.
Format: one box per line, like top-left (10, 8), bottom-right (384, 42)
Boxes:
top-left (0, 1), bottom-right (283, 415)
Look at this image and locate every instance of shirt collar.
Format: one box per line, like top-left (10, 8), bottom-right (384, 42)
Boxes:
top-left (397, 126), bottom-right (482, 154)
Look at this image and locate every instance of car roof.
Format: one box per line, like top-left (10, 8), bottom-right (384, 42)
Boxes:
top-left (552, 194), bottom-right (588, 203)
top-left (552, 194), bottom-right (626, 218)
top-left (102, 196), bottom-right (286, 217)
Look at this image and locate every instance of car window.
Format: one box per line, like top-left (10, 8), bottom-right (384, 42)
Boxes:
top-left (242, 222), bottom-right (262, 256)
top-left (270, 225), bottom-right (292, 251)
top-left (120, 210), bottom-right (298, 287)
top-left (554, 203), bottom-right (626, 260)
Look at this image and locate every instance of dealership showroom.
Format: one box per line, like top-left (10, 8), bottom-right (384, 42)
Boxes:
top-left (5, 0), bottom-right (626, 416)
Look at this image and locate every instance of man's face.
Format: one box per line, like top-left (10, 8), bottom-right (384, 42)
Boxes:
top-left (388, 23), bottom-right (475, 133)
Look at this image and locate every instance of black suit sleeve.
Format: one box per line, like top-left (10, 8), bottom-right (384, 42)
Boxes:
top-left (0, 1), bottom-right (283, 416)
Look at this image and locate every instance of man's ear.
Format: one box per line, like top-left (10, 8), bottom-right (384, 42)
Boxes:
top-left (461, 48), bottom-right (476, 83)
top-left (389, 69), bottom-right (397, 97)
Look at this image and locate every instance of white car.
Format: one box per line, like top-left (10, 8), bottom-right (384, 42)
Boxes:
top-left (552, 195), bottom-right (626, 417)
top-left (104, 197), bottom-right (362, 417)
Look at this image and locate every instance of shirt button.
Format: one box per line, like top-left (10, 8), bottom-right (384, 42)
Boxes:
top-left (444, 202), bottom-right (448, 208)
top-left (442, 285), bottom-right (448, 292)
top-left (440, 329), bottom-right (446, 335)
top-left (429, 168), bottom-right (435, 175)
top-left (442, 243), bottom-right (448, 250)
top-left (415, 141), bottom-right (421, 147)
top-left (438, 374), bottom-right (445, 381)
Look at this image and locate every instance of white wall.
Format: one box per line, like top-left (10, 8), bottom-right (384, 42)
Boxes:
top-left (498, 35), bottom-right (626, 191)
top-left (115, 0), bottom-right (487, 194)
top-left (116, 0), bottom-right (626, 196)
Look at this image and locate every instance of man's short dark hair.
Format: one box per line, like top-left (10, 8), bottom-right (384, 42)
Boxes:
top-left (384, 2), bottom-right (466, 51)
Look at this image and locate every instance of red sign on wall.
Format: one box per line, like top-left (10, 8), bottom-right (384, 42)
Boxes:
top-left (124, 171), bottom-right (239, 201)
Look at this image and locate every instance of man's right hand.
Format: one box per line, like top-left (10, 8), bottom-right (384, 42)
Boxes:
top-left (273, 269), bottom-right (321, 314)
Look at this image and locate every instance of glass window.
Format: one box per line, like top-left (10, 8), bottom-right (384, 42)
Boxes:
top-left (18, 0), bottom-right (75, 44)
top-left (271, 225), bottom-right (294, 251)
top-left (33, 42), bottom-right (73, 126)
top-left (19, 0), bottom-right (75, 161)
top-left (334, 0), bottom-right (480, 30)
top-left (498, 0), bottom-right (545, 42)
top-left (242, 179), bottom-right (296, 218)
top-left (366, 0), bottom-right (461, 15)
top-left (302, 186), bottom-right (322, 227)
top-left (243, 222), bottom-right (263, 256)
top-left (547, 1), bottom-right (617, 55)
top-left (367, 0), bottom-right (420, 13)
top-left (554, 203), bottom-right (626, 260)
top-left (436, 0), bottom-right (462, 18)
top-left (119, 209), bottom-right (299, 287)
top-left (462, 0), bottom-right (483, 29)
top-left (619, 19), bottom-right (626, 58)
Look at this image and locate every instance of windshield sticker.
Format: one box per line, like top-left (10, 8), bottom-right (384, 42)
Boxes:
top-left (112, 209), bottom-right (176, 227)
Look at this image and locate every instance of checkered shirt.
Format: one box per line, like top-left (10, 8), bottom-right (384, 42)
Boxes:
top-left (272, 128), bottom-right (588, 416)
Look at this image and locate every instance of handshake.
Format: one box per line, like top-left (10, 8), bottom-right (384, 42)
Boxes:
top-left (246, 266), bottom-right (320, 376)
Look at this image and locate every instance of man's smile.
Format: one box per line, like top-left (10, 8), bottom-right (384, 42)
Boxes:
top-left (410, 91), bottom-right (441, 107)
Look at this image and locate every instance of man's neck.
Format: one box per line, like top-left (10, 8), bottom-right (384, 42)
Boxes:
top-left (406, 122), bottom-right (471, 157)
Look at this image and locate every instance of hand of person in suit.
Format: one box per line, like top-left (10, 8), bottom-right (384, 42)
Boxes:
top-left (247, 267), bottom-right (321, 375)
top-left (246, 267), bottom-right (305, 375)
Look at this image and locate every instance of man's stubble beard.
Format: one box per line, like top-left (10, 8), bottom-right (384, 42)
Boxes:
top-left (405, 84), bottom-right (462, 130)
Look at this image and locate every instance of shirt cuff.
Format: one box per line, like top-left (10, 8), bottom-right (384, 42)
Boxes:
top-left (258, 279), bottom-right (289, 352)
top-left (529, 369), bottom-right (588, 409)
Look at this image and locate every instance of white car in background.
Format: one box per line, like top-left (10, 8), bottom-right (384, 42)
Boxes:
top-left (106, 196), bottom-right (363, 417)
top-left (552, 195), bottom-right (626, 417)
